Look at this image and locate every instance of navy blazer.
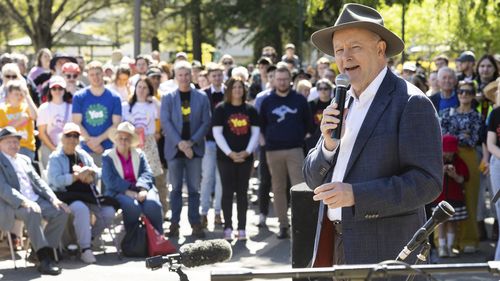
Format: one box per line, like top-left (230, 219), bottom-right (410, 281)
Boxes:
top-left (303, 69), bottom-right (443, 265)
top-left (160, 88), bottom-right (211, 161)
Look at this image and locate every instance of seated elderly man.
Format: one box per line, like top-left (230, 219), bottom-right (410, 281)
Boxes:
top-left (0, 126), bottom-right (70, 275)
top-left (47, 122), bottom-right (115, 264)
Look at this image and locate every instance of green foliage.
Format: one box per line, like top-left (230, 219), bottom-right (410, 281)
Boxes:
top-left (378, 0), bottom-right (500, 62)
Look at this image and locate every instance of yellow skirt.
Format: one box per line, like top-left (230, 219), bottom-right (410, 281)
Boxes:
top-left (456, 146), bottom-right (480, 250)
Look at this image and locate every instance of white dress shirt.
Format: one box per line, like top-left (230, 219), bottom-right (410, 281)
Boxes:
top-left (322, 67), bottom-right (388, 221)
top-left (2, 152), bottom-right (39, 202)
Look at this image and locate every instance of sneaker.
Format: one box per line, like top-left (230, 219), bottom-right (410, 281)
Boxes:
top-left (257, 214), bottom-right (267, 227)
top-left (448, 247), bottom-right (458, 258)
top-left (201, 215), bottom-right (208, 228)
top-left (438, 246), bottom-right (448, 258)
top-left (80, 249), bottom-right (96, 264)
top-left (168, 223), bottom-right (180, 238)
top-left (223, 228), bottom-right (233, 240)
top-left (192, 224), bottom-right (206, 238)
top-left (214, 214), bottom-right (223, 225)
top-left (463, 245), bottom-right (477, 253)
top-left (236, 230), bottom-right (247, 240)
top-left (277, 227), bottom-right (289, 239)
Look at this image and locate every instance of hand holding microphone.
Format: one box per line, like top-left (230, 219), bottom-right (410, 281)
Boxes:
top-left (320, 74), bottom-right (350, 151)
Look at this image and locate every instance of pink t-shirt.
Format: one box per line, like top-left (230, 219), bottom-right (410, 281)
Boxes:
top-left (117, 150), bottom-right (136, 185)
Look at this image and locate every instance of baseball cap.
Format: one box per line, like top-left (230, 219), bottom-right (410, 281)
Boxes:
top-left (62, 122), bottom-right (81, 135)
top-left (456, 51), bottom-right (476, 63)
top-left (49, 75), bottom-right (67, 89)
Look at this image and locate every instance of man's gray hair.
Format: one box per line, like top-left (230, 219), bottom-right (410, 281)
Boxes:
top-left (437, 67), bottom-right (456, 81)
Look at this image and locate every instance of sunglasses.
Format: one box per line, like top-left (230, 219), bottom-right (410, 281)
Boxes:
top-left (65, 133), bottom-right (80, 139)
top-left (4, 74), bottom-right (17, 79)
top-left (223, 61), bottom-right (233, 65)
top-left (458, 89), bottom-right (475, 95)
top-left (51, 87), bottom-right (65, 91)
top-left (65, 74), bottom-right (78, 79)
top-left (318, 87), bottom-right (331, 91)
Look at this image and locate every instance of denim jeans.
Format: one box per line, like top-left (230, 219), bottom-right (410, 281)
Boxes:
top-left (115, 188), bottom-right (163, 233)
top-left (168, 157), bottom-right (203, 225)
top-left (200, 141), bottom-right (222, 215)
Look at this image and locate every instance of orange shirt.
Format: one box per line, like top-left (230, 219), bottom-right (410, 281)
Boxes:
top-left (0, 102), bottom-right (36, 151)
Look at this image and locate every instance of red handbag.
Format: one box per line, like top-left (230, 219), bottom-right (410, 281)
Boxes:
top-left (141, 215), bottom-right (177, 256)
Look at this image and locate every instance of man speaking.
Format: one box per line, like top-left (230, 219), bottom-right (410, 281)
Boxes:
top-left (303, 3), bottom-right (443, 267)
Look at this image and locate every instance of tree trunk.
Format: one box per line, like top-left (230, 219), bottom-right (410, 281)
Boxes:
top-left (191, 0), bottom-right (202, 61)
top-left (33, 1), bottom-right (54, 50)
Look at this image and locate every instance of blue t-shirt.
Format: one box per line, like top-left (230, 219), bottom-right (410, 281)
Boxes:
top-left (438, 92), bottom-right (459, 113)
top-left (72, 87), bottom-right (122, 152)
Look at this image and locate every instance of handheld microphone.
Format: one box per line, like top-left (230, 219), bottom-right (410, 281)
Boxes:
top-left (330, 73), bottom-right (350, 140)
top-left (397, 201), bottom-right (455, 261)
top-left (146, 239), bottom-right (232, 270)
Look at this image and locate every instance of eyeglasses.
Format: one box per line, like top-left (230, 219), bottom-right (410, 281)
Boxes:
top-left (65, 133), bottom-right (80, 139)
top-left (4, 74), bottom-right (17, 79)
top-left (318, 87), bottom-right (331, 91)
top-left (223, 61), bottom-right (232, 65)
top-left (51, 87), bottom-right (65, 91)
top-left (65, 74), bottom-right (78, 79)
top-left (458, 89), bottom-right (475, 95)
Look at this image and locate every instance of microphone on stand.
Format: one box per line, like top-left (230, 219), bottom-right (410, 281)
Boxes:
top-left (146, 239), bottom-right (232, 270)
top-left (397, 201), bottom-right (455, 261)
top-left (330, 73), bottom-right (350, 140)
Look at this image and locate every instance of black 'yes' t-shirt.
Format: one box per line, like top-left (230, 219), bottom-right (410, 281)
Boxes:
top-left (212, 102), bottom-right (259, 160)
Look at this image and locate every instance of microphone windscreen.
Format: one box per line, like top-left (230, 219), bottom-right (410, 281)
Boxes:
top-left (180, 239), bottom-right (232, 268)
top-left (335, 73), bottom-right (350, 88)
top-left (434, 201), bottom-right (455, 222)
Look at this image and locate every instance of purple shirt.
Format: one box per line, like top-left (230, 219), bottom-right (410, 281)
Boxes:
top-left (117, 150), bottom-right (136, 185)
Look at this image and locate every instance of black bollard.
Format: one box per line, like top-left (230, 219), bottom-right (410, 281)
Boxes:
top-left (291, 182), bottom-right (320, 281)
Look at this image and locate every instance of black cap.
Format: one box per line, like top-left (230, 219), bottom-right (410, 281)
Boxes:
top-left (292, 69), bottom-right (311, 81)
top-left (0, 127), bottom-right (22, 142)
top-left (456, 51), bottom-right (475, 63)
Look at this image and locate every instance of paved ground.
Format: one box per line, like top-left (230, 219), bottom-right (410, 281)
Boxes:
top-left (0, 182), bottom-right (499, 281)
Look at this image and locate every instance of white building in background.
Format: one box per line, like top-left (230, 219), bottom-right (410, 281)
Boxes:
top-left (215, 28), bottom-right (254, 64)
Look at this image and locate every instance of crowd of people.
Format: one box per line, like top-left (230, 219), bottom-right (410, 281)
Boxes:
top-left (0, 37), bottom-right (499, 275)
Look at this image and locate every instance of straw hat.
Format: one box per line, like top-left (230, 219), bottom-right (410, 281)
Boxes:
top-left (311, 3), bottom-right (404, 58)
top-left (484, 77), bottom-right (500, 103)
top-left (110, 122), bottom-right (139, 147)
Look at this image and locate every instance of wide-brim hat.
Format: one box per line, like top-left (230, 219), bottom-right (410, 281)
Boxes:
top-left (110, 122), bottom-right (140, 148)
top-left (311, 3), bottom-right (405, 58)
top-left (484, 78), bottom-right (500, 103)
top-left (0, 126), bottom-right (22, 142)
top-left (50, 53), bottom-right (77, 71)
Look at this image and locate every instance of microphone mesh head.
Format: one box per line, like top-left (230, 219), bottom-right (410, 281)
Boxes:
top-left (434, 201), bottom-right (455, 222)
top-left (335, 73), bottom-right (350, 88)
top-left (180, 239), bottom-right (232, 268)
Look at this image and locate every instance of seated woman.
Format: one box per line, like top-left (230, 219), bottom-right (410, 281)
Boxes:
top-left (47, 122), bottom-right (115, 264)
top-left (102, 121), bottom-right (163, 234)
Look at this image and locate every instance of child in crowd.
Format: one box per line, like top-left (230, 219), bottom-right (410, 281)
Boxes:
top-left (435, 134), bottom-right (469, 258)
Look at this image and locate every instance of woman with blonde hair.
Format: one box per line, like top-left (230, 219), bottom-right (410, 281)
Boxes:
top-left (0, 79), bottom-right (38, 159)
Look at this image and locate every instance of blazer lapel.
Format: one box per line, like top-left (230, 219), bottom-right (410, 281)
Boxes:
top-left (344, 69), bottom-right (397, 178)
top-left (174, 90), bottom-right (183, 133)
top-left (0, 153), bottom-right (21, 190)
